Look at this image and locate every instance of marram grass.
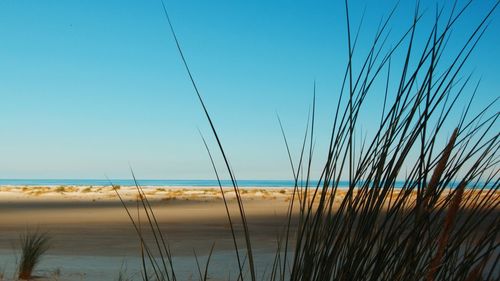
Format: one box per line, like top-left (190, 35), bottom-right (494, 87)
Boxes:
top-left (116, 1), bottom-right (499, 280)
top-left (17, 230), bottom-right (51, 280)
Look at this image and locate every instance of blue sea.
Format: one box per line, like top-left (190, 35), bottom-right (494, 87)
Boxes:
top-left (0, 179), bottom-right (482, 188)
top-left (0, 179), bottom-right (319, 188)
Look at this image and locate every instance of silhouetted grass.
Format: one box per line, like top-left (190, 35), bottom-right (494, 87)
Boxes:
top-left (117, 0), bottom-right (499, 280)
top-left (17, 230), bottom-right (51, 280)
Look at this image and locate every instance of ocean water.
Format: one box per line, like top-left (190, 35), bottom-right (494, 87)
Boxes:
top-left (0, 179), bottom-right (323, 188)
top-left (0, 179), bottom-right (479, 188)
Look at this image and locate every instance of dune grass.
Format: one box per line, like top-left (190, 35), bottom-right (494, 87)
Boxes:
top-left (17, 230), bottom-right (51, 280)
top-left (115, 1), bottom-right (499, 280)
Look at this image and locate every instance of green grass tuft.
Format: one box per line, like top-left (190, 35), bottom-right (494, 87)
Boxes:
top-left (17, 230), bottom-right (51, 280)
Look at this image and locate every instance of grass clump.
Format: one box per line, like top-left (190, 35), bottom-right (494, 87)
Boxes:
top-left (116, 0), bottom-right (499, 280)
top-left (17, 230), bottom-right (51, 280)
top-left (54, 186), bottom-right (66, 193)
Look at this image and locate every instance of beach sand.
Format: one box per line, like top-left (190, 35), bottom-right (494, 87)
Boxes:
top-left (0, 186), bottom-right (296, 280)
top-left (0, 186), bottom-right (497, 280)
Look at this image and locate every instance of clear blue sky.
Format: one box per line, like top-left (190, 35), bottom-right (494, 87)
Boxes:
top-left (0, 0), bottom-right (498, 179)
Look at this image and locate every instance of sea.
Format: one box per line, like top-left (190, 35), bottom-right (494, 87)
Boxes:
top-left (0, 179), bottom-right (480, 188)
top-left (0, 179), bottom-right (322, 188)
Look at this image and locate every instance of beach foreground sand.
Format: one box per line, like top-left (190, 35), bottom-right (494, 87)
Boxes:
top-left (0, 186), bottom-right (498, 280)
top-left (0, 186), bottom-right (297, 280)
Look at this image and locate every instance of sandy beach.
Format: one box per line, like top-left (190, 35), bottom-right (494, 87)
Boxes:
top-left (0, 185), bottom-right (498, 280)
top-left (0, 186), bottom-right (298, 280)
